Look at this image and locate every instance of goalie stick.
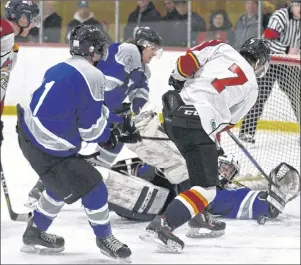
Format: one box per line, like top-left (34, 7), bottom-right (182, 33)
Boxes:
top-left (226, 130), bottom-right (279, 188)
top-left (0, 160), bottom-right (32, 222)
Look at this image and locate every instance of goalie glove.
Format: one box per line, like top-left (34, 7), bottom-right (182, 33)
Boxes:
top-left (267, 162), bottom-right (300, 213)
top-left (217, 154), bottom-right (240, 189)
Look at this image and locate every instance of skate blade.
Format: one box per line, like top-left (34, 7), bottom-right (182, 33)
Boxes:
top-left (99, 249), bottom-right (132, 264)
top-left (186, 227), bottom-right (225, 238)
top-left (139, 230), bottom-right (183, 253)
top-left (20, 244), bottom-right (65, 254)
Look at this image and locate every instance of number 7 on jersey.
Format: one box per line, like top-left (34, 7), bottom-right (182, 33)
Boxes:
top-left (211, 63), bottom-right (248, 93)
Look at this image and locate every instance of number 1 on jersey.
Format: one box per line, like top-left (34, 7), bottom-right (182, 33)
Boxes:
top-left (211, 63), bottom-right (248, 93)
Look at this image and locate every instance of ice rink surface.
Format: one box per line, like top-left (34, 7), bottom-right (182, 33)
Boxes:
top-left (1, 116), bottom-right (300, 264)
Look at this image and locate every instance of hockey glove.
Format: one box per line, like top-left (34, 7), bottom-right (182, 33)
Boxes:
top-left (98, 127), bottom-right (120, 150)
top-left (168, 75), bottom-right (185, 93)
top-left (119, 115), bottom-right (142, 143)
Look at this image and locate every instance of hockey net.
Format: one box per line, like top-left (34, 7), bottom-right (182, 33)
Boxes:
top-left (220, 55), bottom-right (300, 189)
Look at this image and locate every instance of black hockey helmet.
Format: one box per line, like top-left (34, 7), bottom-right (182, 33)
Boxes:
top-left (70, 24), bottom-right (108, 60)
top-left (240, 37), bottom-right (271, 78)
top-left (134, 27), bottom-right (163, 58)
top-left (4, 0), bottom-right (40, 28)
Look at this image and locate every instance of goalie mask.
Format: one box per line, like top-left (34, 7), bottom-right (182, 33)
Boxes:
top-left (267, 162), bottom-right (300, 213)
top-left (218, 154), bottom-right (240, 189)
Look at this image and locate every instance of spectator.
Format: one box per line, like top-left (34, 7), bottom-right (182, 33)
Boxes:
top-left (233, 0), bottom-right (259, 49)
top-left (161, 0), bottom-right (206, 47)
top-left (29, 1), bottom-right (62, 43)
top-left (123, 1), bottom-right (161, 41)
top-left (162, 0), bottom-right (179, 20)
top-left (263, 1), bottom-right (275, 29)
top-left (65, 0), bottom-right (112, 43)
top-left (196, 9), bottom-right (234, 45)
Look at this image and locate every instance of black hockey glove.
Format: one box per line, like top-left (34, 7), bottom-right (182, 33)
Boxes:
top-left (119, 115), bottom-right (142, 143)
top-left (98, 127), bottom-right (120, 150)
top-left (168, 75), bottom-right (185, 93)
top-left (0, 119), bottom-right (3, 146)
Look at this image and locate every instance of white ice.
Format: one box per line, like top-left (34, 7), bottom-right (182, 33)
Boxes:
top-left (1, 116), bottom-right (300, 264)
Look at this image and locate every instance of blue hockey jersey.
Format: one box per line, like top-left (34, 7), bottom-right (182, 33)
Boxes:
top-left (96, 43), bottom-right (150, 114)
top-left (21, 56), bottom-right (122, 157)
top-left (210, 188), bottom-right (270, 219)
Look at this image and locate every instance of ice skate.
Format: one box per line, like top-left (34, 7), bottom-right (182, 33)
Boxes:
top-left (139, 216), bottom-right (184, 253)
top-left (24, 180), bottom-right (45, 208)
top-left (186, 210), bottom-right (226, 238)
top-left (96, 234), bottom-right (132, 263)
top-left (21, 218), bottom-right (65, 254)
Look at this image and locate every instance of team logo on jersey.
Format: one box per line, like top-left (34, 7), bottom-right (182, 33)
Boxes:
top-left (2, 57), bottom-right (13, 69)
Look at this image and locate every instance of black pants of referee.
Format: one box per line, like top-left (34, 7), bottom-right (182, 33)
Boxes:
top-left (240, 64), bottom-right (300, 136)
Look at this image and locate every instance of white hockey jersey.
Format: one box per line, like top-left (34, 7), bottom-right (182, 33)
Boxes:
top-left (171, 40), bottom-right (258, 140)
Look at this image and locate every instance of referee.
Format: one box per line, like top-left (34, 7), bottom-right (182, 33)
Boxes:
top-left (239, 0), bottom-right (300, 143)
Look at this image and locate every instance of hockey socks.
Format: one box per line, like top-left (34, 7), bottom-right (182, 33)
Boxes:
top-left (33, 189), bottom-right (64, 231)
top-left (82, 182), bottom-right (112, 238)
top-left (164, 186), bottom-right (216, 229)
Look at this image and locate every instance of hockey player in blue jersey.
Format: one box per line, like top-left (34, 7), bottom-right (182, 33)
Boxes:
top-left (16, 24), bottom-right (139, 261)
top-left (88, 27), bottom-right (163, 168)
top-left (97, 27), bottom-right (163, 115)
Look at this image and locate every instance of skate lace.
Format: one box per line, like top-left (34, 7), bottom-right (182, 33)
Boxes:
top-left (40, 232), bottom-right (57, 243)
top-left (205, 212), bottom-right (219, 225)
top-left (104, 235), bottom-right (124, 252)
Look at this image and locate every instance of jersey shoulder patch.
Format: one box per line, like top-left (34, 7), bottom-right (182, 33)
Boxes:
top-left (0, 19), bottom-right (14, 38)
top-left (65, 57), bottom-right (106, 101)
top-left (115, 43), bottom-right (142, 73)
top-left (1, 19), bottom-right (15, 56)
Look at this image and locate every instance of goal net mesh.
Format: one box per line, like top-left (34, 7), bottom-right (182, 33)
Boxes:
top-left (220, 55), bottom-right (300, 189)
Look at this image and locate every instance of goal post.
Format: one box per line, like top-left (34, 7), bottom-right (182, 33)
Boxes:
top-left (221, 54), bottom-right (300, 189)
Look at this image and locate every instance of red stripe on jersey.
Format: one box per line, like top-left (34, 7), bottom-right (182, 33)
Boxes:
top-left (177, 52), bottom-right (200, 77)
top-left (0, 19), bottom-right (14, 38)
top-left (264, 28), bottom-right (280, 40)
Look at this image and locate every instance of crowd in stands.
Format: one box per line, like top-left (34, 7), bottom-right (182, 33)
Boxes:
top-left (16, 0), bottom-right (290, 49)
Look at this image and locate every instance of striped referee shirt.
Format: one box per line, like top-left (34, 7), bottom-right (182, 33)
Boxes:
top-left (263, 7), bottom-right (300, 54)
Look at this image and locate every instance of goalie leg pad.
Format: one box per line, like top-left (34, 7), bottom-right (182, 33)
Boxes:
top-left (101, 169), bottom-right (170, 221)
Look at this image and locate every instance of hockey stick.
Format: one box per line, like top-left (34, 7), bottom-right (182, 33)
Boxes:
top-left (0, 160), bottom-right (32, 222)
top-left (141, 136), bottom-right (170, 141)
top-left (226, 130), bottom-right (279, 188)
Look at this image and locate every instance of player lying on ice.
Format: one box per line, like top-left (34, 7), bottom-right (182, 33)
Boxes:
top-left (84, 102), bottom-right (300, 238)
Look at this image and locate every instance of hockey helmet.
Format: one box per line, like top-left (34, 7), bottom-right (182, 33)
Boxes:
top-left (70, 24), bottom-right (108, 60)
top-left (4, 0), bottom-right (40, 28)
top-left (240, 38), bottom-right (271, 78)
top-left (134, 27), bottom-right (163, 58)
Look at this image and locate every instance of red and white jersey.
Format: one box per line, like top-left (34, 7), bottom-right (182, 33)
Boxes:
top-left (1, 18), bottom-right (18, 115)
top-left (172, 40), bottom-right (258, 140)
